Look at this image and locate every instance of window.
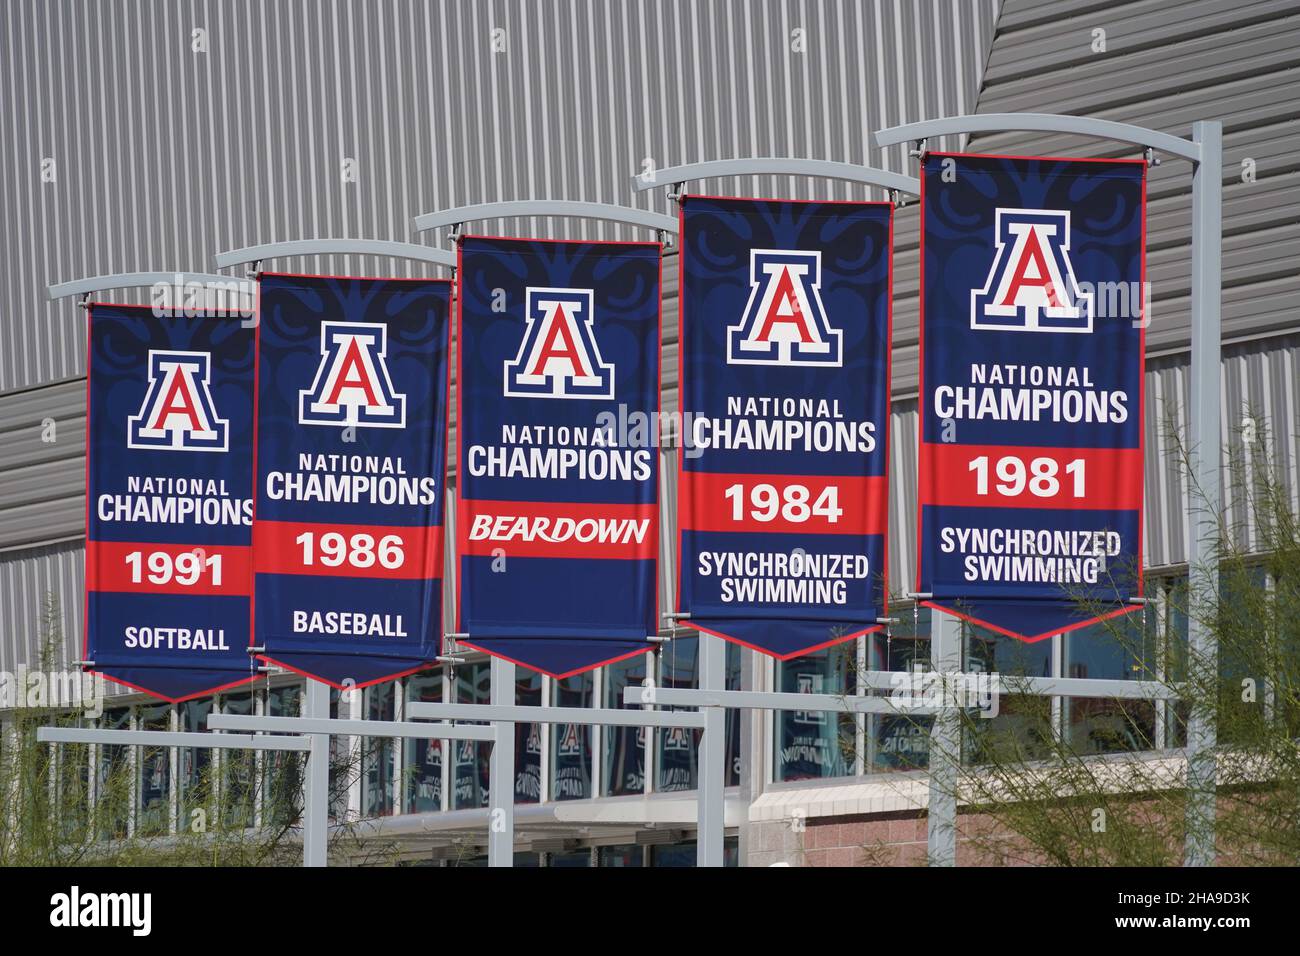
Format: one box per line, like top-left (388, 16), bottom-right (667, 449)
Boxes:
top-left (1065, 610), bottom-right (1158, 755)
top-left (871, 607), bottom-right (932, 771)
top-left (136, 703), bottom-right (171, 836)
top-left (179, 697), bottom-right (213, 831)
top-left (552, 672), bottom-right (594, 800)
top-left (964, 625), bottom-right (1054, 765)
top-left (453, 663), bottom-right (491, 810)
top-left (404, 670), bottom-right (444, 814)
top-left (774, 643), bottom-right (856, 781)
top-left (97, 707), bottom-right (131, 839)
top-left (264, 685), bottom-right (303, 827)
top-left (657, 635), bottom-right (700, 792)
top-left (219, 692), bottom-right (256, 828)
top-left (515, 670), bottom-right (543, 804)
top-left (362, 683), bottom-right (395, 817)
top-left (602, 652), bottom-right (648, 795)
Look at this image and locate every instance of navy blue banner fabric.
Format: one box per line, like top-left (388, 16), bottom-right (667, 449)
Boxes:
top-left (456, 236), bottom-right (661, 677)
top-left (677, 196), bottom-right (893, 658)
top-left (254, 273), bottom-right (451, 688)
top-left (85, 304), bottom-right (256, 701)
top-left (917, 153), bottom-right (1147, 640)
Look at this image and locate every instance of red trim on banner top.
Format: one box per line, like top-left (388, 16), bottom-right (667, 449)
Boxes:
top-left (679, 471), bottom-right (887, 536)
top-left (458, 498), bottom-right (657, 560)
top-left (924, 150), bottom-right (1148, 166)
top-left (252, 520), bottom-right (443, 580)
top-left (919, 443), bottom-right (1143, 511)
top-left (259, 270), bottom-right (454, 285)
top-left (458, 233), bottom-right (662, 248)
top-left (683, 193), bottom-right (894, 207)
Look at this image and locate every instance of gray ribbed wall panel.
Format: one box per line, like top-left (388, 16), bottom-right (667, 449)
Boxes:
top-left (971, 0), bottom-right (1300, 351)
top-left (0, 0), bottom-right (999, 394)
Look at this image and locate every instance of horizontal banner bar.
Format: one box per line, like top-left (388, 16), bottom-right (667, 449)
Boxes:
top-left (208, 715), bottom-right (497, 741)
top-left (37, 726), bottom-right (312, 752)
top-left (407, 701), bottom-right (709, 729)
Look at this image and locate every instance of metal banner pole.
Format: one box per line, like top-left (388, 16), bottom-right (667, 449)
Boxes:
top-left (301, 679), bottom-right (330, 868)
top-left (697, 636), bottom-right (727, 867)
top-left (1185, 119), bottom-right (1223, 867)
top-left (926, 611), bottom-right (962, 866)
top-left (488, 656), bottom-right (516, 867)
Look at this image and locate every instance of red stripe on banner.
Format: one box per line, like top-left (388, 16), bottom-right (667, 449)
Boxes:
top-left (252, 520), bottom-right (443, 579)
top-left (459, 499), bottom-right (656, 560)
top-left (920, 443), bottom-right (1143, 510)
top-left (679, 471), bottom-right (886, 536)
top-left (87, 541), bottom-right (252, 596)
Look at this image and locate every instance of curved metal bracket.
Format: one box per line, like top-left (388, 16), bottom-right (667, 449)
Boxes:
top-left (412, 200), bottom-right (678, 235)
top-left (871, 113), bottom-right (1200, 163)
top-left (214, 239), bottom-right (456, 269)
top-left (48, 271), bottom-right (251, 301)
top-left (630, 158), bottom-right (921, 197)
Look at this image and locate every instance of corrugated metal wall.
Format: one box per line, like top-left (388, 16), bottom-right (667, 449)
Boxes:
top-left (0, 0), bottom-right (1001, 671)
top-left (0, 0), bottom-right (997, 392)
top-left (971, 0), bottom-right (1300, 351)
top-left (3, 0), bottom-right (1298, 675)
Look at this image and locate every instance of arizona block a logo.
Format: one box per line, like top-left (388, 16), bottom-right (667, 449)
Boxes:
top-left (128, 350), bottom-right (229, 452)
top-left (972, 208), bottom-right (1094, 333)
top-left (505, 287), bottom-right (614, 399)
top-left (729, 249), bottom-right (842, 366)
top-left (299, 321), bottom-right (406, 427)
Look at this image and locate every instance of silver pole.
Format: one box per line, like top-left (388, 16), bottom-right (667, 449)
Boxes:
top-left (488, 656), bottom-right (516, 867)
top-left (1185, 120), bottom-right (1223, 867)
top-left (301, 680), bottom-right (330, 868)
top-left (697, 635), bottom-right (727, 867)
top-left (927, 611), bottom-right (962, 866)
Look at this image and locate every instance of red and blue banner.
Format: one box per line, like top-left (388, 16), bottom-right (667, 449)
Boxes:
top-left (253, 273), bottom-right (451, 687)
top-left (456, 236), bottom-right (661, 677)
top-left (917, 153), bottom-right (1146, 640)
top-left (85, 304), bottom-right (255, 701)
top-left (677, 196), bottom-right (893, 658)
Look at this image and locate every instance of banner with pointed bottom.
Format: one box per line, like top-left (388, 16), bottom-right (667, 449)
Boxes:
top-left (916, 153), bottom-right (1147, 640)
top-left (676, 196), bottom-right (893, 658)
top-left (253, 273), bottom-right (450, 688)
top-left (456, 236), bottom-right (661, 678)
top-left (85, 304), bottom-right (256, 701)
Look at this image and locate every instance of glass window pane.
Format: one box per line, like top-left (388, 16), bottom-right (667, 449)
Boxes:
top-left (603, 653), bottom-right (648, 796)
top-left (220, 692), bottom-right (256, 828)
top-left (264, 685), bottom-right (303, 827)
top-left (598, 843), bottom-right (643, 867)
top-left (453, 663), bottom-right (491, 810)
top-left (657, 635), bottom-right (700, 792)
top-left (404, 671), bottom-right (444, 814)
top-left (515, 670), bottom-right (543, 804)
top-left (362, 683), bottom-right (395, 817)
top-left (136, 703), bottom-right (171, 836)
top-left (774, 643), bottom-right (855, 781)
top-left (1065, 610), bottom-right (1158, 755)
top-left (872, 606), bottom-right (932, 771)
top-left (552, 673), bottom-right (594, 800)
top-left (97, 707), bottom-right (131, 840)
top-left (964, 626), bottom-right (1054, 765)
top-left (179, 698), bottom-right (214, 830)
